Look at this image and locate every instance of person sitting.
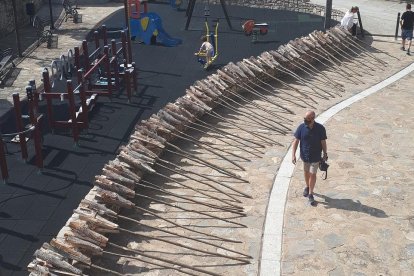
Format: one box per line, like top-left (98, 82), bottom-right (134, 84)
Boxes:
top-left (195, 35), bottom-right (214, 68)
top-left (340, 6), bottom-right (359, 36)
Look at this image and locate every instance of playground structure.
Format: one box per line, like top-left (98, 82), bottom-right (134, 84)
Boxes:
top-left (33, 26), bottom-right (137, 144)
top-left (91, 25), bottom-right (137, 101)
top-left (169, 0), bottom-right (183, 9)
top-left (195, 19), bottom-right (219, 69)
top-left (0, 88), bottom-right (43, 182)
top-left (73, 28), bottom-right (137, 102)
top-left (185, 0), bottom-right (232, 30)
top-left (0, 25), bottom-right (138, 181)
top-left (129, 0), bottom-right (182, 46)
top-left (242, 20), bottom-right (269, 43)
top-left (34, 69), bottom-right (95, 145)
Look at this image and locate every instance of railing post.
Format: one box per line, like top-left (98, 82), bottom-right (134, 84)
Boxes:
top-left (102, 25), bottom-right (108, 46)
top-left (78, 83), bottom-right (89, 129)
top-left (111, 39), bottom-right (120, 86)
top-left (132, 62), bottom-right (137, 93)
top-left (121, 31), bottom-right (128, 68)
top-left (126, 69), bottom-right (131, 103)
top-left (74, 46), bottom-right (81, 71)
top-left (12, 93), bottom-right (28, 162)
top-left (29, 79), bottom-right (38, 112)
top-left (104, 46), bottom-right (112, 98)
top-left (94, 30), bottom-right (100, 50)
top-left (42, 69), bottom-right (55, 131)
top-left (26, 86), bottom-right (43, 171)
top-left (395, 12), bottom-right (401, 40)
top-left (0, 136), bottom-right (8, 183)
top-left (66, 81), bottom-right (79, 145)
top-left (82, 40), bottom-right (90, 72)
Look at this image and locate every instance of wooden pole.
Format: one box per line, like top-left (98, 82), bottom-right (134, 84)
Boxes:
top-left (12, 93), bottom-right (28, 161)
top-left (26, 86), bottom-right (43, 170)
top-left (0, 136), bottom-right (9, 182)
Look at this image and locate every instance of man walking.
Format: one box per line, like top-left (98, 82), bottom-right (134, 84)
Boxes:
top-left (292, 111), bottom-right (328, 206)
top-left (400, 3), bottom-right (414, 55)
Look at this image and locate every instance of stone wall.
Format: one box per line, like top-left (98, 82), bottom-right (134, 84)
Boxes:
top-left (209, 0), bottom-right (344, 20)
top-left (0, 0), bottom-right (44, 37)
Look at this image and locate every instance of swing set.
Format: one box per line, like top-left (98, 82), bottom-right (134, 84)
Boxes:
top-left (194, 19), bottom-right (219, 69)
top-left (191, 0), bottom-right (222, 69)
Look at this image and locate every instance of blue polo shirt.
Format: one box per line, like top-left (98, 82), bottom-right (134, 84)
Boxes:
top-left (294, 122), bottom-right (327, 163)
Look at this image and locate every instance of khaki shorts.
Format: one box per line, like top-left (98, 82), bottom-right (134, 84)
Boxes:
top-left (303, 161), bottom-right (319, 174)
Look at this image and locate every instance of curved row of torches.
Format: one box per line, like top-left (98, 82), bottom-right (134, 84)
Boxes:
top-left (27, 26), bottom-right (388, 275)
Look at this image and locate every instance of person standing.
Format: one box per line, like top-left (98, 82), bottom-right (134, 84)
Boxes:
top-left (400, 3), bottom-right (414, 55)
top-left (291, 111), bottom-right (328, 206)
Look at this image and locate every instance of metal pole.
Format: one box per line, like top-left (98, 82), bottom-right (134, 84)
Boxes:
top-left (324, 0), bottom-right (332, 30)
top-left (357, 10), bottom-right (364, 37)
top-left (123, 0), bottom-right (133, 63)
top-left (219, 0), bottom-right (233, 30)
top-left (395, 12), bottom-right (401, 40)
top-left (11, 0), bottom-right (22, 57)
top-left (48, 0), bottom-right (55, 29)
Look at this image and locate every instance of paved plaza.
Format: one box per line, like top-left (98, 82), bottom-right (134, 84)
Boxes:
top-left (0, 1), bottom-right (413, 275)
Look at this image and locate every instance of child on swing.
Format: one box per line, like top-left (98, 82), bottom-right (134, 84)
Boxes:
top-left (195, 35), bottom-right (214, 68)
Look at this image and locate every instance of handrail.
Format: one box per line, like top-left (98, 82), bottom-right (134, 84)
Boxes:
top-left (89, 47), bottom-right (101, 61)
top-left (1, 125), bottom-right (36, 138)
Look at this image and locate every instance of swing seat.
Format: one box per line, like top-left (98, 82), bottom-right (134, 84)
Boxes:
top-left (195, 51), bottom-right (207, 57)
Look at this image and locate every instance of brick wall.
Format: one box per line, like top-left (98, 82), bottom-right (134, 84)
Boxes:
top-left (0, 0), bottom-right (44, 37)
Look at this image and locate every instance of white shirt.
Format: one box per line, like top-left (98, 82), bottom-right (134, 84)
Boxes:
top-left (200, 41), bottom-right (214, 52)
top-left (340, 11), bottom-right (355, 30)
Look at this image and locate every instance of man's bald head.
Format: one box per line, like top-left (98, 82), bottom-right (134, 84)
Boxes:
top-left (304, 111), bottom-right (315, 120)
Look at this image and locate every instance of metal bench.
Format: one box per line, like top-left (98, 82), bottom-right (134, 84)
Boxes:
top-left (0, 48), bottom-right (15, 73)
top-left (33, 16), bottom-right (53, 46)
top-left (62, 0), bottom-right (79, 22)
top-left (0, 48), bottom-right (16, 85)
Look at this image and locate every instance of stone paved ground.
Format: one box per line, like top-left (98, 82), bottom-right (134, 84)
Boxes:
top-left (281, 39), bottom-right (414, 275)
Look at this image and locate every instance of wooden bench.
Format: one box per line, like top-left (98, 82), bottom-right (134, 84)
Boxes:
top-left (62, 0), bottom-right (79, 22)
top-left (33, 16), bottom-right (53, 46)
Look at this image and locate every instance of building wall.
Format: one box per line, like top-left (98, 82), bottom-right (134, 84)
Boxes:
top-left (0, 0), bottom-right (44, 37)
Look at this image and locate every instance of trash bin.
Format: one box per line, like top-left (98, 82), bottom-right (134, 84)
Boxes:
top-left (73, 13), bottom-right (82, 23)
top-left (47, 34), bottom-right (59, 49)
top-left (26, 3), bottom-right (35, 24)
top-left (26, 3), bottom-right (35, 16)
